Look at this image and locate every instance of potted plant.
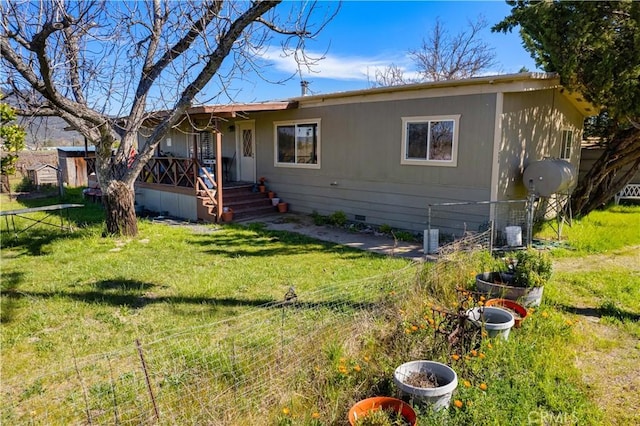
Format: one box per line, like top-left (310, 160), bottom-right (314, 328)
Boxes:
top-left (258, 176), bottom-right (267, 193)
top-left (348, 397), bottom-right (417, 426)
top-left (393, 361), bottom-right (457, 411)
top-left (475, 249), bottom-right (552, 306)
top-left (277, 201), bottom-right (288, 213)
top-left (268, 190), bottom-right (275, 199)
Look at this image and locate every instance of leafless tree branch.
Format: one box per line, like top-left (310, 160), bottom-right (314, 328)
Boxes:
top-left (372, 16), bottom-right (497, 87)
top-left (1, 0), bottom-right (335, 236)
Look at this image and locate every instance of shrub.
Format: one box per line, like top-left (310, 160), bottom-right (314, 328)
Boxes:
top-left (393, 231), bottom-right (415, 242)
top-left (311, 210), bottom-right (328, 226)
top-left (328, 210), bottom-right (347, 226)
top-left (378, 224), bottom-right (393, 235)
top-left (512, 249), bottom-right (553, 288)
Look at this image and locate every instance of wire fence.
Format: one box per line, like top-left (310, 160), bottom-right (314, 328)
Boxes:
top-left (427, 199), bottom-right (530, 251)
top-left (2, 231), bottom-right (494, 425)
top-left (2, 265), bottom-right (421, 425)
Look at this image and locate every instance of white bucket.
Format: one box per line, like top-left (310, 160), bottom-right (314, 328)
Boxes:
top-left (423, 229), bottom-right (439, 254)
top-left (505, 226), bottom-right (522, 247)
top-left (466, 307), bottom-right (515, 340)
top-left (271, 198), bottom-right (280, 206)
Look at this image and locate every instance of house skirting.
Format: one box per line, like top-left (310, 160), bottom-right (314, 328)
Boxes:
top-left (135, 184), bottom-right (198, 220)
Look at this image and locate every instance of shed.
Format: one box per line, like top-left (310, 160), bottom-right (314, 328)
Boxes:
top-left (57, 146), bottom-right (96, 187)
top-left (26, 163), bottom-right (59, 188)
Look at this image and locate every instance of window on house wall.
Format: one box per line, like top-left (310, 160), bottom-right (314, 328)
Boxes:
top-left (274, 120), bottom-right (320, 168)
top-left (560, 129), bottom-right (573, 160)
top-left (401, 115), bottom-right (460, 167)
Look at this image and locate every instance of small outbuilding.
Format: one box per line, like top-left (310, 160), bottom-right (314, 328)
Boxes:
top-left (57, 146), bottom-right (96, 187)
top-left (26, 163), bottom-right (60, 188)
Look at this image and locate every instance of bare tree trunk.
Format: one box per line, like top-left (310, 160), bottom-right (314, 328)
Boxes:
top-left (103, 180), bottom-right (138, 236)
top-left (572, 126), bottom-right (640, 216)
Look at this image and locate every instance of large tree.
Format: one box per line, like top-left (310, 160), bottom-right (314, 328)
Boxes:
top-left (1, 0), bottom-right (335, 236)
top-left (494, 1), bottom-right (640, 216)
top-left (370, 17), bottom-right (497, 87)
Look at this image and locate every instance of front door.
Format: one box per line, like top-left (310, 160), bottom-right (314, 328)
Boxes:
top-left (237, 121), bottom-right (256, 182)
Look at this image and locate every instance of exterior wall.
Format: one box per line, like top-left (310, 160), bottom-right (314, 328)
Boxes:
top-left (60, 157), bottom-right (89, 187)
top-left (496, 89), bottom-right (585, 235)
top-left (135, 186), bottom-right (198, 220)
top-left (156, 127), bottom-right (192, 158)
top-left (248, 93), bottom-right (497, 234)
top-left (500, 89), bottom-right (584, 201)
top-left (57, 148), bottom-right (95, 187)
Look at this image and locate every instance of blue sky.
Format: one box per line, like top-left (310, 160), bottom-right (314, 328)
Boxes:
top-left (225, 1), bottom-right (539, 103)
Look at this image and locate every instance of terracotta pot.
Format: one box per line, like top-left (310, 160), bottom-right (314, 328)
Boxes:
top-left (348, 397), bottom-right (417, 426)
top-left (277, 202), bottom-right (288, 213)
top-left (259, 185), bottom-right (266, 193)
top-left (268, 191), bottom-right (275, 199)
top-left (485, 298), bottom-right (528, 328)
top-left (221, 209), bottom-right (233, 222)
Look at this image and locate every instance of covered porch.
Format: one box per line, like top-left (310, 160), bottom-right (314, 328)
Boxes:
top-left (133, 155), bottom-right (277, 222)
top-left (84, 102), bottom-right (297, 222)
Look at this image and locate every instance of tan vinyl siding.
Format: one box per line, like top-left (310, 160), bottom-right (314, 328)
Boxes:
top-left (500, 89), bottom-right (584, 200)
top-left (250, 93), bottom-right (496, 233)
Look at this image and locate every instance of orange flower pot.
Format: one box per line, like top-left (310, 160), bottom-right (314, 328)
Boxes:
top-left (485, 298), bottom-right (528, 328)
top-left (277, 202), bottom-right (288, 213)
top-left (348, 397), bottom-right (417, 426)
top-left (221, 208), bottom-right (233, 222)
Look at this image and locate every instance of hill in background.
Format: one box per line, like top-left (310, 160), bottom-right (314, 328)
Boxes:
top-left (20, 116), bottom-right (83, 149)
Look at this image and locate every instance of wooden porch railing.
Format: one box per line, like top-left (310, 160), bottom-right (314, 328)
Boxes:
top-left (195, 166), bottom-right (218, 214)
top-left (138, 157), bottom-right (200, 188)
top-left (86, 157), bottom-right (96, 175)
top-left (136, 156), bottom-right (221, 219)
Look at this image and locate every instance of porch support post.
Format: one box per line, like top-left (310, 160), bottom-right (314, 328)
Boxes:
top-left (215, 131), bottom-right (223, 221)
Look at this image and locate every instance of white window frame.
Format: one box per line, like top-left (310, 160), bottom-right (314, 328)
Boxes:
top-left (560, 129), bottom-right (573, 160)
top-left (401, 115), bottom-right (460, 167)
top-left (274, 119), bottom-right (321, 169)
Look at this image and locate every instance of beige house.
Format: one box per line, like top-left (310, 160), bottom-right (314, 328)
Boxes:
top-left (134, 72), bottom-right (593, 236)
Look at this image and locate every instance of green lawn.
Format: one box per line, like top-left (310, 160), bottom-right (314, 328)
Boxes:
top-left (1, 191), bottom-right (639, 424)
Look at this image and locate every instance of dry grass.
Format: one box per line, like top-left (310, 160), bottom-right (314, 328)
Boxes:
top-left (550, 246), bottom-right (640, 425)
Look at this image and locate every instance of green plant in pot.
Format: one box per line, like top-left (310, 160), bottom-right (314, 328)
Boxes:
top-left (476, 249), bottom-right (552, 307)
top-left (511, 249), bottom-right (552, 288)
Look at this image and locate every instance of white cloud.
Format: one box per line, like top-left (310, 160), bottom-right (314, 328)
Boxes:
top-left (260, 45), bottom-right (417, 82)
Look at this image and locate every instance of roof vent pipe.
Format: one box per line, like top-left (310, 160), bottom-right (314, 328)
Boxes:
top-left (300, 80), bottom-right (309, 96)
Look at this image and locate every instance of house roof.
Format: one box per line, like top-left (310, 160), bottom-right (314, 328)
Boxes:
top-left (143, 101), bottom-right (298, 127)
top-left (290, 72), bottom-right (595, 117)
top-left (185, 102), bottom-right (297, 116)
top-left (57, 146), bottom-right (96, 152)
top-left (25, 163), bottom-right (58, 171)
top-left (142, 72), bottom-right (594, 125)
